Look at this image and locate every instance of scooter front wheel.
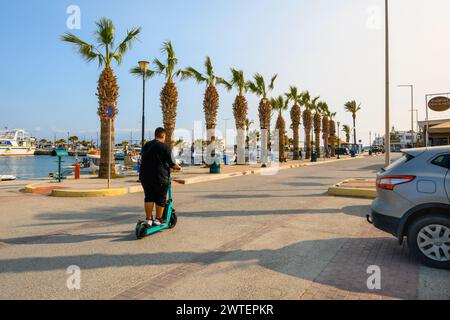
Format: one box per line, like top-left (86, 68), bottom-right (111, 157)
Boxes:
top-left (136, 222), bottom-right (148, 240)
top-left (169, 210), bottom-right (177, 229)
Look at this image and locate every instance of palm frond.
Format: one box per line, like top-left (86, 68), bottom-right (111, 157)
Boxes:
top-left (230, 68), bottom-right (247, 95)
top-left (161, 41), bottom-right (178, 79)
top-left (247, 81), bottom-right (259, 95)
top-left (286, 86), bottom-right (300, 104)
top-left (178, 67), bottom-right (207, 83)
top-left (153, 58), bottom-right (166, 74)
top-left (95, 18), bottom-right (115, 48)
top-left (130, 66), bottom-right (155, 80)
top-left (61, 32), bottom-right (100, 64)
top-left (204, 56), bottom-right (214, 79)
top-left (110, 52), bottom-right (122, 65)
top-left (268, 74), bottom-right (277, 92)
top-left (216, 77), bottom-right (232, 91)
top-left (115, 27), bottom-right (141, 57)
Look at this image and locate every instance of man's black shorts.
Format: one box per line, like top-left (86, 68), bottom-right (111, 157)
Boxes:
top-left (141, 180), bottom-right (169, 207)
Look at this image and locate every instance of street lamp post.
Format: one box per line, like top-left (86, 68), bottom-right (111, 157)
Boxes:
top-left (138, 60), bottom-right (150, 153)
top-left (385, 0), bottom-right (391, 167)
top-left (337, 122), bottom-right (341, 159)
top-left (398, 84), bottom-right (415, 147)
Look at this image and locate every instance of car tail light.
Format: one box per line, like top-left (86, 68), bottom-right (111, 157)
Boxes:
top-left (376, 175), bottom-right (416, 191)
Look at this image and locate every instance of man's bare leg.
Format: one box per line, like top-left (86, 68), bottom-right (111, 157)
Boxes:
top-left (145, 202), bottom-right (155, 221)
top-left (155, 205), bottom-right (165, 220)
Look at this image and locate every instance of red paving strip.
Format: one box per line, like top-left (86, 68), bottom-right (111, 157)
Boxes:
top-left (301, 225), bottom-right (419, 300)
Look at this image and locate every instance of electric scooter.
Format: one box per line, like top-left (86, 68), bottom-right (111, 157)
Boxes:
top-left (135, 176), bottom-right (178, 239)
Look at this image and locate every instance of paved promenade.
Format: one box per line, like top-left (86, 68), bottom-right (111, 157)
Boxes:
top-left (0, 155), bottom-right (448, 300)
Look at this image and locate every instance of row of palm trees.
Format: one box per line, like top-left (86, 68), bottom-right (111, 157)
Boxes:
top-left (61, 18), bottom-right (361, 177)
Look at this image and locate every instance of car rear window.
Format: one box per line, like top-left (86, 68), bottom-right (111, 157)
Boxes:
top-left (431, 154), bottom-right (450, 169)
top-left (383, 153), bottom-right (414, 171)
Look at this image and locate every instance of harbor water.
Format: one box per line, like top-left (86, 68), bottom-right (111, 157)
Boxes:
top-left (0, 156), bottom-right (84, 180)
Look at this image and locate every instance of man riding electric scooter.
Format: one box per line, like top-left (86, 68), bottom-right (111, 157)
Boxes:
top-left (139, 127), bottom-right (181, 227)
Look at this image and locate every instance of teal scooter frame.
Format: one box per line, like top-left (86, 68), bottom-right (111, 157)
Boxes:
top-left (135, 177), bottom-right (177, 239)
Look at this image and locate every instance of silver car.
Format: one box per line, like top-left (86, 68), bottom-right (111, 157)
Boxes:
top-left (370, 146), bottom-right (450, 269)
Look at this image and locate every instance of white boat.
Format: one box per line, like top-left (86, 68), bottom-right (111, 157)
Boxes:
top-left (0, 175), bottom-right (16, 181)
top-left (0, 129), bottom-right (36, 156)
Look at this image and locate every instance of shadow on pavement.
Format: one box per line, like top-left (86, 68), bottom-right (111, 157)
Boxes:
top-left (0, 237), bottom-right (419, 299)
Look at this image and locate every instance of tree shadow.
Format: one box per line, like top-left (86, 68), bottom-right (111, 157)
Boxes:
top-left (201, 192), bottom-right (327, 200)
top-left (283, 182), bottom-right (329, 187)
top-left (21, 206), bottom-right (142, 228)
top-left (0, 237), bottom-right (420, 299)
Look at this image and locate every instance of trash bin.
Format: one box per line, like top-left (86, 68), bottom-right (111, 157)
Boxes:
top-left (350, 150), bottom-right (356, 158)
top-left (210, 160), bottom-right (221, 174)
top-left (311, 152), bottom-right (318, 163)
top-left (369, 149), bottom-right (373, 156)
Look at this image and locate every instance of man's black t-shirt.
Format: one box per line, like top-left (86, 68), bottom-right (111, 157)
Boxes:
top-left (139, 140), bottom-right (176, 184)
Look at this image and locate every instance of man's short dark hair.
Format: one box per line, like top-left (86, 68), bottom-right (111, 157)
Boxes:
top-left (155, 127), bottom-right (166, 139)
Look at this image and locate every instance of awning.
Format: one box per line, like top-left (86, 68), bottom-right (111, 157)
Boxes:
top-left (428, 120), bottom-right (450, 134)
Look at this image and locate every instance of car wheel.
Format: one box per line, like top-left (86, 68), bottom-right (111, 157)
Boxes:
top-left (407, 214), bottom-right (450, 269)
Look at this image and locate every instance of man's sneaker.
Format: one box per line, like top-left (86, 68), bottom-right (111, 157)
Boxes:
top-left (152, 219), bottom-right (163, 226)
top-left (145, 220), bottom-right (153, 227)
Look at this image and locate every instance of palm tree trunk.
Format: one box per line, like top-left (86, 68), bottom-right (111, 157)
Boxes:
top-left (353, 115), bottom-right (357, 153)
top-left (233, 95), bottom-right (248, 165)
top-left (96, 66), bottom-right (118, 178)
top-left (161, 79), bottom-right (179, 148)
top-left (293, 128), bottom-right (299, 160)
top-left (99, 118), bottom-right (116, 178)
top-left (204, 84), bottom-right (219, 165)
top-left (304, 130), bottom-right (311, 159)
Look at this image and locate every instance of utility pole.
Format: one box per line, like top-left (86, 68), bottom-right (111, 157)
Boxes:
top-left (384, 0), bottom-right (391, 167)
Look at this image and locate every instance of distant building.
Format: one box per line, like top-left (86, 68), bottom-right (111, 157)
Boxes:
top-left (390, 130), bottom-right (420, 151)
top-left (418, 118), bottom-right (450, 146)
top-left (372, 129), bottom-right (421, 152)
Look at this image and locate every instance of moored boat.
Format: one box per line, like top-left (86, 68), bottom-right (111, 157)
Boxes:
top-left (0, 129), bottom-right (36, 156)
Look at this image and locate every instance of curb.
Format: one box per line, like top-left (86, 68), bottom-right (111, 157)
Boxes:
top-left (327, 179), bottom-right (377, 199)
top-left (51, 187), bottom-right (129, 198)
top-left (24, 183), bottom-right (142, 198)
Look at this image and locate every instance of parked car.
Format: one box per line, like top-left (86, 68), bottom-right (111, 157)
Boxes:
top-left (370, 146), bottom-right (450, 269)
top-left (336, 147), bottom-right (350, 156)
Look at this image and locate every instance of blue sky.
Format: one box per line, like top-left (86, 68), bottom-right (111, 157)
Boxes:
top-left (2, 0), bottom-right (450, 144)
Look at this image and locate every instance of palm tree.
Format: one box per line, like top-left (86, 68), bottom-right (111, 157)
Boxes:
top-left (318, 102), bottom-right (330, 158)
top-left (300, 91), bottom-right (313, 159)
top-left (154, 41), bottom-right (181, 147)
top-left (61, 18), bottom-right (141, 178)
top-left (344, 100), bottom-right (362, 153)
top-left (247, 73), bottom-right (277, 166)
top-left (286, 86), bottom-right (302, 160)
top-left (271, 96), bottom-right (289, 162)
top-left (329, 112), bottom-right (337, 157)
top-left (178, 56), bottom-right (227, 158)
top-left (222, 69), bottom-right (250, 165)
top-left (311, 96), bottom-right (321, 158)
top-left (68, 136), bottom-right (79, 151)
top-left (342, 125), bottom-right (351, 143)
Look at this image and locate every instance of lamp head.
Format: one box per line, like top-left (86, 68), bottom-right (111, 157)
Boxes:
top-left (138, 61), bottom-right (150, 72)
